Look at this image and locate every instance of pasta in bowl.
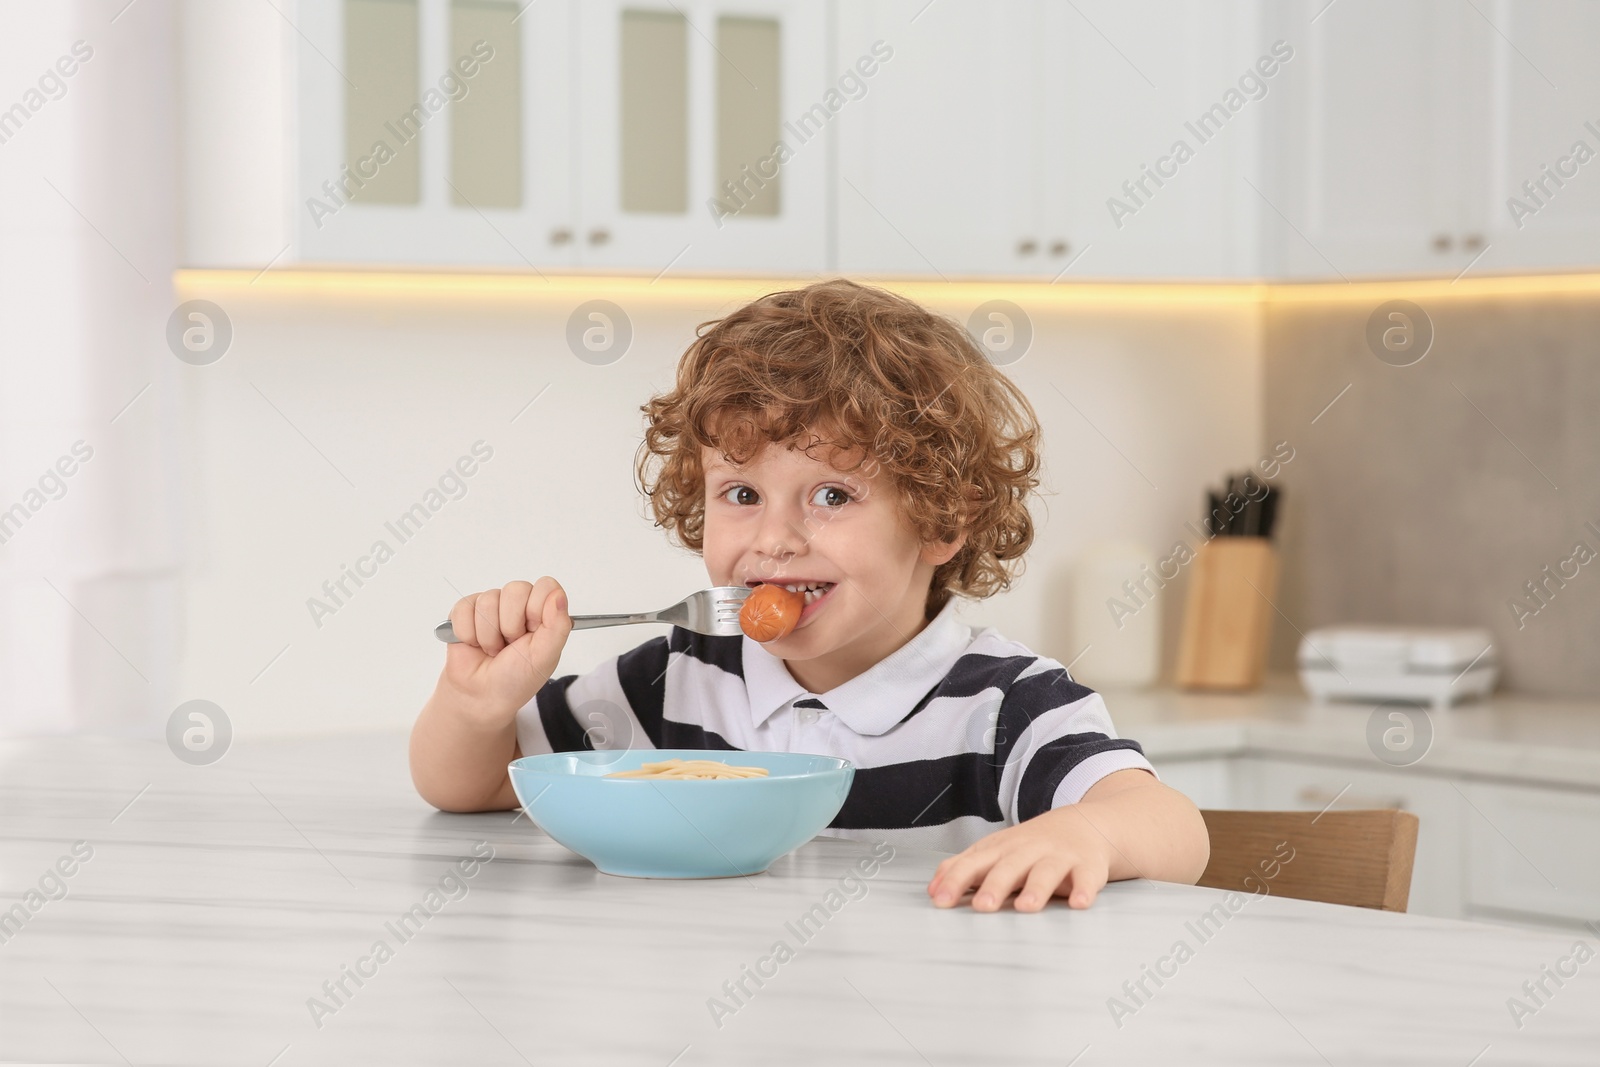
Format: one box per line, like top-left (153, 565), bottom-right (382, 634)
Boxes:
top-left (506, 748), bottom-right (854, 879)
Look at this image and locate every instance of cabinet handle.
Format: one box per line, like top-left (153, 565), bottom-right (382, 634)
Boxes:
top-left (1296, 786), bottom-right (1406, 811)
top-left (1431, 234), bottom-right (1453, 253)
top-left (1016, 238), bottom-right (1037, 256)
top-left (1463, 233), bottom-right (1484, 252)
top-left (549, 228), bottom-right (573, 246)
top-left (1049, 240), bottom-right (1070, 257)
top-left (588, 228), bottom-right (612, 246)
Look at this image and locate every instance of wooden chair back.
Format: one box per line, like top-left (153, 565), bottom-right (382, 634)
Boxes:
top-left (1197, 809), bottom-right (1420, 912)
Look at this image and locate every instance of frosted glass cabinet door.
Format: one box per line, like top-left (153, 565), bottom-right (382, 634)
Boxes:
top-left (296, 0), bottom-right (576, 266)
top-left (576, 0), bottom-right (828, 273)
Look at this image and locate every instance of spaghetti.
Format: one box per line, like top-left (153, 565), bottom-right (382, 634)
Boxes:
top-left (604, 758), bottom-right (770, 780)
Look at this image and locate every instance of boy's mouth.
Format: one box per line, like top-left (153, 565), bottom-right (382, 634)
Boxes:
top-left (748, 579), bottom-right (836, 609)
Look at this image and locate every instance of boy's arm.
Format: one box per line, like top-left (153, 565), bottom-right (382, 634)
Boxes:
top-left (928, 769), bottom-right (1210, 912)
top-left (409, 578), bottom-right (571, 813)
top-left (409, 686), bottom-right (523, 812)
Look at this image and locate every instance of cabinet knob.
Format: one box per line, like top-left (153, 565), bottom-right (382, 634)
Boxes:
top-left (1431, 234), bottom-right (1453, 253)
top-left (1049, 240), bottom-right (1070, 257)
top-left (549, 228), bottom-right (573, 246)
top-left (1463, 233), bottom-right (1485, 252)
top-left (588, 228), bottom-right (612, 246)
top-left (1016, 238), bottom-right (1038, 256)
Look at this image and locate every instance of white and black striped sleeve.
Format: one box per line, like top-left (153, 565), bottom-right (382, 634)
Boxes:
top-left (513, 635), bottom-right (673, 758)
top-left (991, 661), bottom-right (1157, 825)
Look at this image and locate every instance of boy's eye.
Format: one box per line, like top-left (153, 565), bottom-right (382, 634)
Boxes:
top-left (723, 485), bottom-right (759, 506)
top-left (811, 486), bottom-right (851, 508)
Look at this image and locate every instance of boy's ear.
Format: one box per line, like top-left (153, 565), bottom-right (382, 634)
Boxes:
top-left (919, 485), bottom-right (978, 566)
top-left (920, 531), bottom-right (967, 567)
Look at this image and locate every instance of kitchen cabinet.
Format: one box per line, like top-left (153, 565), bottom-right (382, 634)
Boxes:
top-left (832, 0), bottom-right (1042, 277)
top-left (293, 0), bottom-right (576, 268)
top-left (1462, 782), bottom-right (1600, 926)
top-left (834, 1), bottom-right (1258, 279)
top-left (1258, 0), bottom-right (1489, 278)
top-left (1147, 754), bottom-right (1238, 810)
top-left (184, 0), bottom-right (1600, 277)
top-left (185, 0), bottom-right (827, 272)
top-left (1476, 0), bottom-right (1600, 272)
top-left (1261, 0), bottom-right (1600, 278)
top-left (575, 0), bottom-right (829, 273)
top-left (1033, 1), bottom-right (1261, 279)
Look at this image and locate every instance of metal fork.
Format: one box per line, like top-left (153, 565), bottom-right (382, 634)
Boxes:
top-left (433, 585), bottom-right (753, 643)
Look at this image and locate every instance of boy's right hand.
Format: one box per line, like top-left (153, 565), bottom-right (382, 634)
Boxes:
top-left (440, 577), bottom-right (572, 725)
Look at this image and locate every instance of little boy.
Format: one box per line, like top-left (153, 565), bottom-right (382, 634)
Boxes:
top-left (410, 279), bottom-right (1208, 912)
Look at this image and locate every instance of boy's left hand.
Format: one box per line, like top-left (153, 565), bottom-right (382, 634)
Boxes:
top-left (927, 805), bottom-right (1113, 913)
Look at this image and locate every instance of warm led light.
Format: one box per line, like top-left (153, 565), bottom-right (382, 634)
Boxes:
top-left (172, 267), bottom-right (1264, 307)
top-left (1264, 271), bottom-right (1600, 303)
top-left (173, 266), bottom-right (1600, 308)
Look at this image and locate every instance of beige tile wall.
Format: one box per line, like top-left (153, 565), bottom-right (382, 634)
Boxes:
top-left (1262, 290), bottom-right (1600, 697)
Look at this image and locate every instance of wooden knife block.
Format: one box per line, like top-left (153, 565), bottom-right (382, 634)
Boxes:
top-left (1175, 537), bottom-right (1280, 690)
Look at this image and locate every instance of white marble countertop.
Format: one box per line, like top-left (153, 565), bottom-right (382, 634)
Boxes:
top-left (3, 732), bottom-right (1599, 1064)
top-left (1103, 677), bottom-right (1600, 789)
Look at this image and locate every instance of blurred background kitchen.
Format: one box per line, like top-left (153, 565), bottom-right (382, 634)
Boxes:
top-left (2, 0), bottom-right (1597, 929)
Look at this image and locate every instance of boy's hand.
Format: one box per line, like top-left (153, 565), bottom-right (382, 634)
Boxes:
top-left (927, 805), bottom-right (1114, 912)
top-left (441, 578), bottom-right (572, 726)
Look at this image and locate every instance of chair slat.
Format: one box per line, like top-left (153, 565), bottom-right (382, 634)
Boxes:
top-left (1197, 809), bottom-right (1419, 912)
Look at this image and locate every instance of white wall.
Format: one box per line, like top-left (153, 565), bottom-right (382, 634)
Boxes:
top-left (0, 0), bottom-right (183, 737)
top-left (169, 274), bottom-right (1263, 737)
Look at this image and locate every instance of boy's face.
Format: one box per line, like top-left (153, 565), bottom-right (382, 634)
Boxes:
top-left (702, 439), bottom-right (964, 694)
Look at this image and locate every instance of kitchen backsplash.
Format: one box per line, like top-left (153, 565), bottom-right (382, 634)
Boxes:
top-left (1262, 288), bottom-right (1600, 698)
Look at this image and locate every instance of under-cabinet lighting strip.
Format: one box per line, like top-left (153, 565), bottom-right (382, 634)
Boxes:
top-left (174, 268), bottom-right (1600, 306)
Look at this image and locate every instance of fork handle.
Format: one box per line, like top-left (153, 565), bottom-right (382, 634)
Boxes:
top-left (434, 612), bottom-right (660, 643)
top-left (568, 612), bottom-right (660, 630)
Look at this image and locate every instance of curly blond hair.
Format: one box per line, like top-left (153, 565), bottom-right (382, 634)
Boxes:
top-left (635, 279), bottom-right (1042, 620)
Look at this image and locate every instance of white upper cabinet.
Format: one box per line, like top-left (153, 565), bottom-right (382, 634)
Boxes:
top-left (1260, 0), bottom-right (1483, 278)
top-left (185, 0), bottom-right (826, 272)
top-left (1038, 1), bottom-right (1261, 278)
top-left (833, 0), bottom-right (1040, 277)
top-left (575, 0), bottom-right (829, 273)
top-left (181, 0), bottom-right (1600, 278)
top-left (296, 0), bottom-right (576, 268)
top-left (835, 0), bottom-right (1261, 279)
top-left (1260, 0), bottom-right (1600, 278)
top-left (1477, 0), bottom-right (1600, 272)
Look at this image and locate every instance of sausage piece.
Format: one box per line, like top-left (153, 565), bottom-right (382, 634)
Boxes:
top-left (739, 583), bottom-right (805, 642)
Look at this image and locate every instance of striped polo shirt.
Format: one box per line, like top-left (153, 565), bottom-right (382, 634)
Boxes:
top-left (514, 597), bottom-right (1156, 852)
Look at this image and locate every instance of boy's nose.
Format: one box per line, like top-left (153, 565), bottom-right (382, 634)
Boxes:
top-left (754, 512), bottom-right (808, 571)
top-left (759, 536), bottom-right (796, 567)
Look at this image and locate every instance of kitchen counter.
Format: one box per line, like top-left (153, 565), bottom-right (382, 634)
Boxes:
top-left (3, 731), bottom-right (1598, 1064)
top-left (1103, 677), bottom-right (1600, 790)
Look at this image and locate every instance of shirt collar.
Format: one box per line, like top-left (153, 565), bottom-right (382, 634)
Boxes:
top-left (742, 598), bottom-right (973, 736)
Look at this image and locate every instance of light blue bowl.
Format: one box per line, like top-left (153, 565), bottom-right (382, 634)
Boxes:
top-left (508, 748), bottom-right (854, 878)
